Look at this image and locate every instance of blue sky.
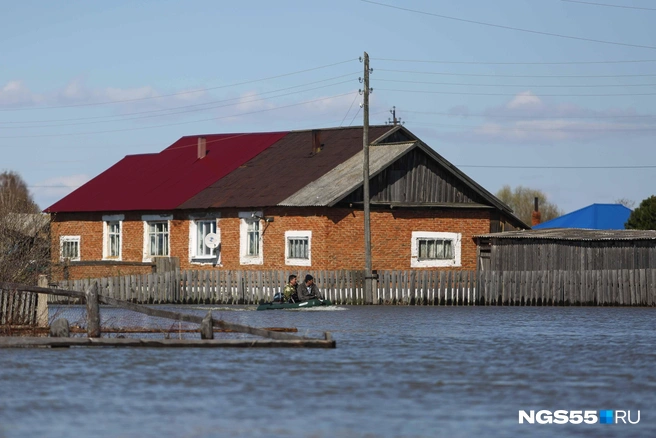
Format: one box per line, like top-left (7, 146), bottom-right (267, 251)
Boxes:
top-left (1, 0), bottom-right (655, 213)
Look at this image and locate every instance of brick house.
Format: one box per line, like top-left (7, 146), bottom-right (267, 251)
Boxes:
top-left (46, 125), bottom-right (527, 281)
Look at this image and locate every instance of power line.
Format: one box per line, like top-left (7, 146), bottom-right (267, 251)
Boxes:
top-left (377, 68), bottom-right (656, 79)
top-left (0, 92), bottom-right (354, 139)
top-left (372, 57), bottom-right (656, 65)
top-left (403, 109), bottom-right (656, 120)
top-left (339, 92), bottom-right (360, 126)
top-left (458, 164), bottom-right (656, 169)
top-left (378, 87), bottom-right (656, 97)
top-left (406, 120), bottom-right (656, 132)
top-left (0, 78), bottom-right (356, 129)
top-left (349, 106), bottom-right (362, 126)
top-left (0, 73), bottom-right (359, 126)
top-left (0, 59), bottom-right (358, 112)
top-left (361, 0), bottom-right (656, 50)
top-left (377, 78), bottom-right (656, 88)
top-left (561, 0), bottom-right (656, 12)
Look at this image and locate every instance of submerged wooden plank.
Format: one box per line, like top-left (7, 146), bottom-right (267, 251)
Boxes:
top-left (0, 337), bottom-right (336, 349)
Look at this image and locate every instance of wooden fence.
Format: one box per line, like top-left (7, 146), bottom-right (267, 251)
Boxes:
top-left (52, 267), bottom-right (656, 306)
top-left (1, 289), bottom-right (39, 325)
top-left (479, 268), bottom-right (656, 306)
top-left (55, 270), bottom-right (367, 305)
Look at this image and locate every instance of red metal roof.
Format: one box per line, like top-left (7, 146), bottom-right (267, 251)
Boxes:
top-left (46, 132), bottom-right (287, 212)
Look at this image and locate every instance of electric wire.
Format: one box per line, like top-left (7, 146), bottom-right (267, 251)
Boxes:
top-left (0, 58), bottom-right (358, 111)
top-left (339, 92), bottom-right (360, 126)
top-left (372, 57), bottom-right (656, 65)
top-left (457, 164), bottom-right (656, 169)
top-left (377, 68), bottom-right (656, 79)
top-left (348, 106), bottom-right (362, 126)
top-left (404, 120), bottom-right (656, 132)
top-left (561, 0), bottom-right (656, 11)
top-left (378, 87), bottom-right (656, 97)
top-left (402, 109), bottom-right (656, 120)
top-left (0, 77), bottom-right (357, 129)
top-left (376, 78), bottom-right (656, 88)
top-left (0, 72), bottom-right (359, 126)
top-left (0, 92), bottom-right (354, 139)
top-left (361, 0), bottom-right (656, 50)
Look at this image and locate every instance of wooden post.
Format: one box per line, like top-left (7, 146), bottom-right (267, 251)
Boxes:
top-left (200, 311), bottom-right (214, 340)
top-left (36, 274), bottom-right (49, 328)
top-left (86, 282), bottom-right (101, 338)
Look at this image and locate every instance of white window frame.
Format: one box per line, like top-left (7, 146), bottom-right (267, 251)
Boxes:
top-left (285, 230), bottom-right (312, 266)
top-left (102, 214), bottom-right (124, 260)
top-left (239, 211), bottom-right (263, 265)
top-left (60, 235), bottom-right (81, 261)
top-left (410, 231), bottom-right (461, 268)
top-left (142, 214), bottom-right (172, 262)
top-left (189, 214), bottom-right (221, 265)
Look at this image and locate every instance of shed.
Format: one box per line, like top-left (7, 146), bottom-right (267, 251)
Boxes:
top-left (476, 228), bottom-right (656, 272)
top-left (474, 228), bottom-right (656, 306)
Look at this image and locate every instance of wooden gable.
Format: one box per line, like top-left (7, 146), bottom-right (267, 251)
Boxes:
top-left (340, 147), bottom-right (490, 206)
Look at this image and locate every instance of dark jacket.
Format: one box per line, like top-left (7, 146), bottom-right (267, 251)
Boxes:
top-left (297, 283), bottom-right (322, 301)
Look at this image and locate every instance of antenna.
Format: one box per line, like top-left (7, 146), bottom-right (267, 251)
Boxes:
top-left (204, 233), bottom-right (220, 249)
top-left (386, 106), bottom-right (404, 126)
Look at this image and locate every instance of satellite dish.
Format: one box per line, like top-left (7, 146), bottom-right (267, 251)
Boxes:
top-left (204, 233), bottom-right (220, 249)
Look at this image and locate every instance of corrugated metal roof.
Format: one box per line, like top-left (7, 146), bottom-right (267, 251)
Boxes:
top-left (532, 204), bottom-right (632, 230)
top-left (476, 228), bottom-right (656, 241)
top-left (178, 126), bottom-right (393, 209)
top-left (46, 132), bottom-right (287, 212)
top-left (278, 142), bottom-right (416, 206)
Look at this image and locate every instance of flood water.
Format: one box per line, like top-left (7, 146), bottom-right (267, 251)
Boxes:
top-left (1, 306), bottom-right (655, 437)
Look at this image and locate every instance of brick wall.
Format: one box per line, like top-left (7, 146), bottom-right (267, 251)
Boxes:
top-left (50, 207), bottom-right (491, 280)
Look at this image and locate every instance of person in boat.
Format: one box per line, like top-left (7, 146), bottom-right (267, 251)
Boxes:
top-left (297, 274), bottom-right (323, 302)
top-left (282, 274), bottom-right (299, 303)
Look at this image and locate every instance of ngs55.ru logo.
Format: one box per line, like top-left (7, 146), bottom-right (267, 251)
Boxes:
top-left (519, 410), bottom-right (640, 425)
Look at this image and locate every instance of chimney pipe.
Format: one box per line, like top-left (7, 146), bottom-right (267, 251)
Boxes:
top-left (311, 130), bottom-right (322, 155)
top-left (197, 137), bottom-right (207, 159)
top-left (531, 196), bottom-right (542, 227)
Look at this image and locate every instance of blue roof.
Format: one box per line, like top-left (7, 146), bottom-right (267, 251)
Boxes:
top-left (533, 204), bottom-right (632, 230)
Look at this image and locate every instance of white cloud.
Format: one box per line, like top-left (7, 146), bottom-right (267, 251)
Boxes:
top-left (440, 91), bottom-right (656, 144)
top-left (0, 80), bottom-right (42, 107)
top-left (0, 77), bottom-right (362, 128)
top-left (31, 174), bottom-right (90, 206)
top-left (506, 91), bottom-right (541, 109)
top-left (0, 78), bottom-right (209, 112)
top-left (215, 90), bottom-right (361, 126)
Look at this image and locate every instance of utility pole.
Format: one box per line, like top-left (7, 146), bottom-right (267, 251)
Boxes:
top-left (362, 51), bottom-right (373, 305)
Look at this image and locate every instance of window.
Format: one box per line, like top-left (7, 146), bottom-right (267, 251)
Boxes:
top-left (239, 212), bottom-right (263, 265)
top-left (288, 237), bottom-right (308, 259)
top-left (142, 215), bottom-right (172, 261)
top-left (418, 238), bottom-right (452, 260)
top-left (102, 215), bottom-right (123, 260)
top-left (285, 230), bottom-right (312, 266)
top-left (189, 217), bottom-right (220, 263)
top-left (60, 236), bottom-right (80, 261)
top-left (148, 222), bottom-right (169, 256)
top-left (108, 222), bottom-right (121, 257)
top-left (411, 231), bottom-right (461, 268)
top-left (247, 220), bottom-right (260, 256)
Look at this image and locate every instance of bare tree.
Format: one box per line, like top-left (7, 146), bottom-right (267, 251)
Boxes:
top-left (496, 185), bottom-right (564, 226)
top-left (614, 198), bottom-right (635, 209)
top-left (0, 171), bottom-right (50, 285)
